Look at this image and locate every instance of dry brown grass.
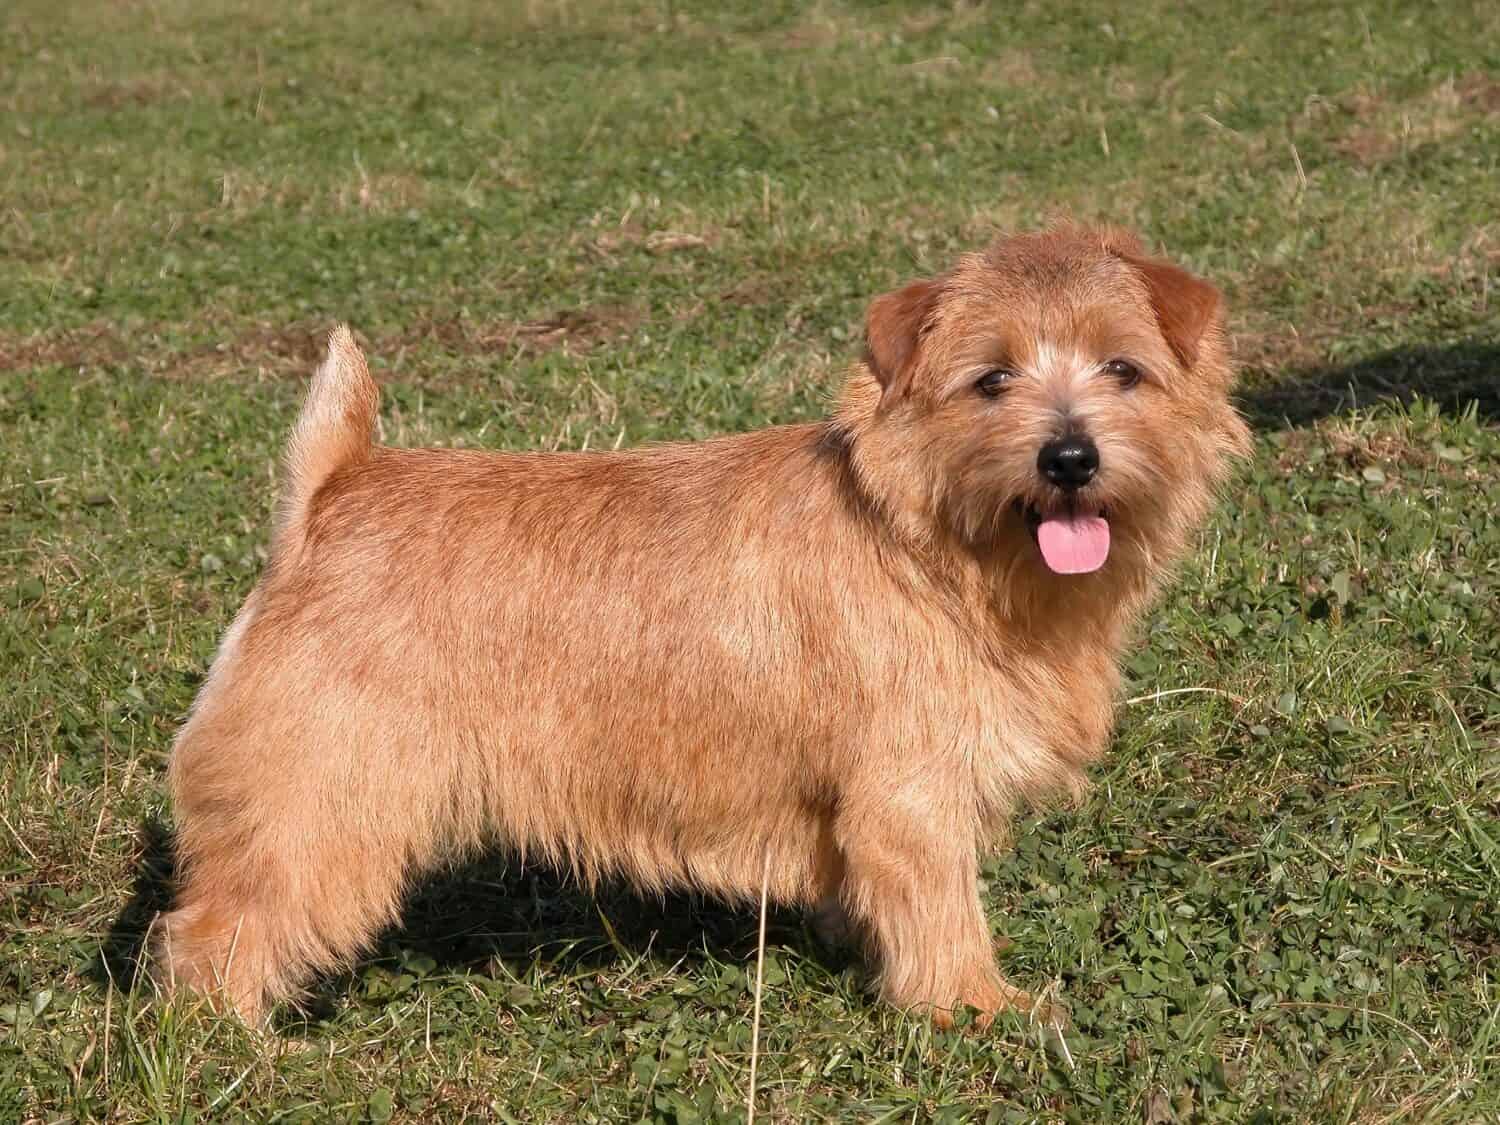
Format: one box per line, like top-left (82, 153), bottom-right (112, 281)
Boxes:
top-left (1335, 73), bottom-right (1499, 167)
top-left (0, 305), bottom-right (647, 384)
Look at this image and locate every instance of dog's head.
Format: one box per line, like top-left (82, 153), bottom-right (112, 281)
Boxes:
top-left (846, 226), bottom-right (1251, 584)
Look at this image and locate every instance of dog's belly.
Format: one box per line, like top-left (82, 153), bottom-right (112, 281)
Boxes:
top-left (513, 643), bottom-right (869, 903)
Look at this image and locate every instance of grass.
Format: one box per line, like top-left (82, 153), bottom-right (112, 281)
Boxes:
top-left (2, 0), bottom-right (1498, 1120)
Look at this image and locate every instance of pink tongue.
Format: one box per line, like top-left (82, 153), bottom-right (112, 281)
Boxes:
top-left (1036, 516), bottom-right (1110, 574)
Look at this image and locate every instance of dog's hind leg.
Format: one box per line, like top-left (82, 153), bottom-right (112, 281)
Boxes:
top-left (153, 695), bottom-right (447, 1022)
top-left (153, 762), bottom-right (420, 1022)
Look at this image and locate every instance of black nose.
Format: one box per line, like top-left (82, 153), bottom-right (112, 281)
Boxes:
top-left (1037, 436), bottom-right (1099, 490)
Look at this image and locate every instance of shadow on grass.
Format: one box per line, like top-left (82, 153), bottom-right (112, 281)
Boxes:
top-left (98, 818), bottom-right (828, 1024)
top-left (304, 855), bottom-right (824, 1021)
top-left (1240, 342), bottom-right (1500, 429)
top-left (97, 816), bottom-right (175, 996)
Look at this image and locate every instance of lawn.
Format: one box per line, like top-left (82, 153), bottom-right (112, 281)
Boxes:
top-left (2, 0), bottom-right (1498, 1120)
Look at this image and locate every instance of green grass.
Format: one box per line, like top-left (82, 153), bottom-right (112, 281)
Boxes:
top-left (3, 0), bottom-right (1499, 1120)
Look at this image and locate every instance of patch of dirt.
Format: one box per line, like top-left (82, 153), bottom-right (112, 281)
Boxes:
top-left (1456, 72), bottom-right (1500, 113)
top-left (1232, 325), bottom-right (1332, 380)
top-left (0, 323), bottom-right (130, 371)
top-left (1227, 258), bottom-right (1430, 383)
top-left (980, 50), bottom-right (1039, 88)
top-left (718, 274), bottom-right (783, 307)
top-left (83, 76), bottom-right (181, 110)
top-left (1259, 412), bottom-right (1481, 497)
top-left (778, 21), bottom-right (845, 50)
top-left (172, 322), bottom-right (331, 379)
top-left (1, 304), bottom-right (647, 383)
top-left (1335, 125), bottom-right (1399, 167)
top-left (586, 223), bottom-right (718, 259)
top-left (1334, 75), bottom-right (1487, 167)
top-left (1227, 265), bottom-right (1344, 381)
top-left (392, 305), bottom-right (645, 360)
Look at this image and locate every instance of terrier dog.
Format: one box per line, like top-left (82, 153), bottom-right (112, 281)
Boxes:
top-left (154, 225), bottom-right (1250, 1026)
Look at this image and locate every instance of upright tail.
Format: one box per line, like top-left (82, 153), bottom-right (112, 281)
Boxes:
top-left (272, 324), bottom-right (378, 556)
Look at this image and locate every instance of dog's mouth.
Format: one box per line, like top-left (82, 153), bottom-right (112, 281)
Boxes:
top-left (1016, 501), bottom-right (1111, 575)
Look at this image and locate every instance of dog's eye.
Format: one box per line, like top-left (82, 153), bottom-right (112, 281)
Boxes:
top-left (1103, 359), bottom-right (1143, 388)
top-left (975, 369), bottom-right (1018, 397)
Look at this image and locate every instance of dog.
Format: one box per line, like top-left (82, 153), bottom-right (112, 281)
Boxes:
top-left (153, 224), bottom-right (1251, 1026)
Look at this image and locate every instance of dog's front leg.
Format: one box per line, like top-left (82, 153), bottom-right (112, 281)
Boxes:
top-left (835, 785), bottom-right (1034, 1027)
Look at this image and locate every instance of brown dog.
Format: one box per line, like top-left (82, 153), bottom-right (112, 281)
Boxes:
top-left (154, 225), bottom-right (1250, 1026)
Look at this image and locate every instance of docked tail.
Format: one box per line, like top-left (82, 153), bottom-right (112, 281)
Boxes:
top-left (273, 325), bottom-right (378, 555)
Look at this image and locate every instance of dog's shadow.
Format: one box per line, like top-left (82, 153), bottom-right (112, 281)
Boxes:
top-left (98, 816), bottom-right (176, 996)
top-left (98, 817), bottom-right (830, 1026)
top-left (1239, 341), bottom-right (1500, 429)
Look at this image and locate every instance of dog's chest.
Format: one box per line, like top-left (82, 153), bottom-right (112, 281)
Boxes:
top-left (960, 649), bottom-right (1118, 817)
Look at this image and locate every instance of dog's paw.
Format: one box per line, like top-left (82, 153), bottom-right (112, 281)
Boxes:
top-left (931, 978), bottom-right (1068, 1033)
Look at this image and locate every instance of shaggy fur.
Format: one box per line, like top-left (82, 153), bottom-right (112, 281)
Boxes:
top-left (154, 225), bottom-right (1251, 1026)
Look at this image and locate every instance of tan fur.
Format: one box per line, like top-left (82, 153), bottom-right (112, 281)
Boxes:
top-left (154, 226), bottom-right (1251, 1026)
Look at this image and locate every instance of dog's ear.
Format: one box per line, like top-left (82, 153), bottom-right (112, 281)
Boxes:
top-left (1109, 244), bottom-right (1222, 370)
top-left (864, 278), bottom-right (943, 399)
